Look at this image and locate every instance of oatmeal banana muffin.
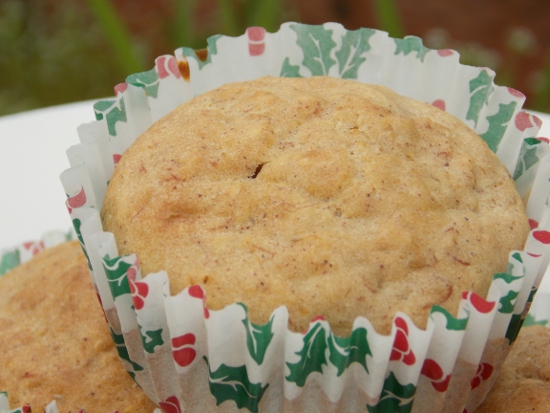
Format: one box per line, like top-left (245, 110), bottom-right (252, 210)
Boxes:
top-left (101, 75), bottom-right (529, 336)
top-left (0, 241), bottom-right (157, 413)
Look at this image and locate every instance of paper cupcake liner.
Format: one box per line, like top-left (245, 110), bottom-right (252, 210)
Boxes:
top-left (0, 229), bottom-right (73, 276)
top-left (59, 22), bottom-right (550, 413)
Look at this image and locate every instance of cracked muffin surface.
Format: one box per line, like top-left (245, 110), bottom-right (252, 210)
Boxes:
top-left (101, 76), bottom-right (529, 336)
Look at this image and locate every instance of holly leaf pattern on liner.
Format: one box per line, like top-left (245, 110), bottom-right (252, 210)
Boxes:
top-left (466, 70), bottom-right (494, 127)
top-left (328, 327), bottom-right (371, 376)
top-left (280, 57), bottom-right (303, 78)
top-left (335, 28), bottom-right (376, 79)
top-left (110, 327), bottom-right (144, 373)
top-left (367, 371), bottom-right (416, 413)
top-left (480, 101), bottom-right (517, 153)
top-left (0, 249), bottom-right (20, 276)
top-left (141, 328), bottom-right (164, 354)
top-left (180, 34), bottom-right (222, 70)
top-left (93, 97), bottom-right (127, 137)
top-left (204, 357), bottom-right (268, 413)
top-left (513, 137), bottom-right (542, 180)
top-left (290, 23), bottom-right (337, 76)
top-left (127, 68), bottom-right (160, 99)
top-left (72, 218), bottom-right (91, 269)
top-left (240, 304), bottom-right (274, 365)
top-left (393, 36), bottom-right (430, 62)
top-left (102, 254), bottom-right (135, 298)
top-left (286, 322), bottom-right (328, 387)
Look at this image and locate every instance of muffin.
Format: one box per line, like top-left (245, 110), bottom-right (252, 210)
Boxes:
top-left (476, 325), bottom-right (550, 413)
top-left (0, 241), bottom-right (157, 413)
top-left (100, 75), bottom-right (529, 337)
top-left (60, 23), bottom-right (548, 413)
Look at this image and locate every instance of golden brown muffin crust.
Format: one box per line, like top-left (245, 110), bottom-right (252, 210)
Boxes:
top-left (476, 325), bottom-right (550, 413)
top-left (101, 76), bottom-right (529, 336)
top-left (0, 241), bottom-right (156, 413)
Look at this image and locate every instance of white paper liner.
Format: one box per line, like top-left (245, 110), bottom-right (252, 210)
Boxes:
top-left (58, 22), bottom-right (550, 413)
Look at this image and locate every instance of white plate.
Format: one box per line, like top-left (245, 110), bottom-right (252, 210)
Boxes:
top-left (0, 101), bottom-right (549, 251)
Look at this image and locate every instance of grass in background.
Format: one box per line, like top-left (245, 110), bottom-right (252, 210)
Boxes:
top-left (0, 0), bottom-right (123, 116)
top-left (0, 0), bottom-right (548, 117)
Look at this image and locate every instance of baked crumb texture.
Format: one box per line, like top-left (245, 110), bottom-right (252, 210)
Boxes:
top-left (101, 76), bottom-right (529, 336)
top-left (476, 325), bottom-right (550, 413)
top-left (0, 241), bottom-right (157, 413)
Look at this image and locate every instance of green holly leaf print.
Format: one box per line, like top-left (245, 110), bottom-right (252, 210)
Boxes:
top-left (181, 34), bottom-right (222, 70)
top-left (328, 327), bottom-right (371, 376)
top-left (466, 70), bottom-right (494, 127)
top-left (499, 290), bottom-right (520, 314)
top-left (511, 251), bottom-right (524, 264)
top-left (102, 254), bottom-right (132, 298)
top-left (71, 218), bottom-right (91, 270)
top-left (280, 57), bottom-right (303, 78)
top-left (141, 328), bottom-right (164, 354)
top-left (493, 271), bottom-right (523, 285)
top-left (0, 249), bottom-right (20, 276)
top-left (127, 68), bottom-right (160, 99)
top-left (110, 327), bottom-right (144, 372)
top-left (290, 23), bottom-right (337, 76)
top-left (334, 28), bottom-right (376, 79)
top-left (513, 138), bottom-right (541, 180)
top-left (393, 36), bottom-right (430, 62)
top-left (523, 313), bottom-right (548, 327)
top-left (94, 98), bottom-right (127, 137)
top-left (430, 306), bottom-right (468, 331)
top-left (480, 101), bottom-right (517, 153)
top-left (286, 322), bottom-right (328, 387)
top-left (204, 357), bottom-right (268, 413)
top-left (367, 372), bottom-right (416, 413)
top-left (240, 304), bottom-right (274, 365)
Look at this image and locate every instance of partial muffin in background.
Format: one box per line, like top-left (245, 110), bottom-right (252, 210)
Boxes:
top-left (0, 241), bottom-right (156, 413)
top-left (476, 325), bottom-right (550, 413)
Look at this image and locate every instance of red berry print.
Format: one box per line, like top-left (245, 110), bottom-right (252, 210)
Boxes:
top-left (533, 230), bottom-right (550, 245)
top-left (470, 362), bottom-right (494, 389)
top-left (421, 358), bottom-right (451, 392)
top-left (114, 83), bottom-right (128, 95)
top-left (113, 154), bottom-right (122, 165)
top-left (515, 111), bottom-right (533, 131)
top-left (23, 240), bottom-right (45, 256)
top-left (172, 333), bottom-right (197, 367)
top-left (247, 26), bottom-right (266, 56)
top-left (188, 285), bottom-right (205, 299)
top-left (461, 292), bottom-right (495, 313)
top-left (156, 56), bottom-right (182, 79)
top-left (127, 266), bottom-right (148, 310)
top-left (537, 137), bottom-right (550, 144)
top-left (507, 87), bottom-right (525, 99)
top-left (390, 316), bottom-right (416, 365)
top-left (529, 219), bottom-right (539, 230)
top-left (432, 99), bottom-right (446, 111)
top-left (159, 395), bottom-right (182, 413)
top-left (188, 285), bottom-right (210, 318)
top-left (67, 186), bottom-right (87, 213)
top-left (437, 49), bottom-right (454, 57)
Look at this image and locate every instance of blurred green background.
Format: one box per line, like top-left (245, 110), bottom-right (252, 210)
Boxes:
top-left (1, 0), bottom-right (549, 117)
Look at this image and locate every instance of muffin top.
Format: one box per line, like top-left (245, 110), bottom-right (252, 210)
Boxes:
top-left (101, 76), bottom-right (529, 336)
top-left (476, 324), bottom-right (550, 413)
top-left (0, 241), bottom-right (157, 413)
